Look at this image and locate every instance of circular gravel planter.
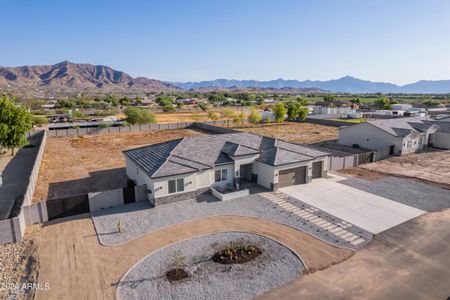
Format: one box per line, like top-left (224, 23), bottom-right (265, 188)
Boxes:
top-left (117, 232), bottom-right (305, 300)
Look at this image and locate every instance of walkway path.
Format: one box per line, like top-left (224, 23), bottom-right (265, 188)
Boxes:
top-left (36, 215), bottom-right (352, 300)
top-left (260, 191), bottom-right (368, 247)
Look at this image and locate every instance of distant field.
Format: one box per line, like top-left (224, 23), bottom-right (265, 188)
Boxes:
top-left (155, 108), bottom-right (248, 123)
top-left (229, 122), bottom-right (338, 145)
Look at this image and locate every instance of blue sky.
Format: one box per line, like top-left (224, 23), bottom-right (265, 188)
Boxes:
top-left (1, 0), bottom-right (449, 84)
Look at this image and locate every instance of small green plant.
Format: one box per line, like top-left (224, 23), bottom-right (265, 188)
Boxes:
top-left (117, 219), bottom-right (124, 233)
top-left (166, 250), bottom-right (189, 282)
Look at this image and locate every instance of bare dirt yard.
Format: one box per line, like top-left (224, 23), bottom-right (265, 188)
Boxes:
top-left (229, 122), bottom-right (338, 145)
top-left (33, 129), bottom-right (206, 202)
top-left (154, 108), bottom-right (248, 123)
top-left (340, 149), bottom-right (450, 189)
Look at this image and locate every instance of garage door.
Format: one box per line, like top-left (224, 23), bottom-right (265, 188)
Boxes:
top-left (278, 166), bottom-right (306, 188)
top-left (312, 161), bottom-right (323, 179)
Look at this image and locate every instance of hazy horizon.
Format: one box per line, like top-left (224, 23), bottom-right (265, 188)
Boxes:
top-left (1, 0), bottom-right (449, 84)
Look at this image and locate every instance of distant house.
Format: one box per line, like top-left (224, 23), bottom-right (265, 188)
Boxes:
top-left (338, 117), bottom-right (450, 155)
top-left (312, 100), bottom-right (356, 115)
top-left (124, 133), bottom-right (330, 206)
top-left (437, 116), bottom-right (450, 122)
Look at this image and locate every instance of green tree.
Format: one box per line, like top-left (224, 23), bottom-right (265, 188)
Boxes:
top-left (198, 103), bottom-right (208, 111)
top-left (32, 116), bottom-right (48, 126)
top-left (124, 107), bottom-right (156, 124)
top-left (207, 110), bottom-right (219, 121)
top-left (375, 96), bottom-right (390, 109)
top-left (286, 102), bottom-right (300, 121)
top-left (351, 97), bottom-right (361, 104)
top-left (297, 106), bottom-right (309, 122)
top-left (247, 108), bottom-right (262, 124)
top-left (296, 97), bottom-right (307, 106)
top-left (272, 103), bottom-right (286, 123)
top-left (163, 103), bottom-right (176, 112)
top-left (233, 111), bottom-right (246, 125)
top-left (0, 95), bottom-right (33, 155)
top-left (222, 108), bottom-right (235, 120)
top-left (156, 96), bottom-right (173, 107)
top-left (119, 97), bottom-right (130, 106)
top-left (323, 95), bottom-right (336, 103)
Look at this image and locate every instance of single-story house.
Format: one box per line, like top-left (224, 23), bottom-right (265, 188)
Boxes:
top-left (437, 116), bottom-right (450, 122)
top-left (338, 117), bottom-right (450, 155)
top-left (124, 133), bottom-right (330, 206)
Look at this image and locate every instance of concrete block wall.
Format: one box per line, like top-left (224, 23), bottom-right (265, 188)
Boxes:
top-left (22, 202), bottom-right (48, 225)
top-left (0, 217), bottom-right (22, 244)
top-left (88, 188), bottom-right (124, 212)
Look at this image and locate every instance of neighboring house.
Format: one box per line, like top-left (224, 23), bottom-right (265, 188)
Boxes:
top-left (338, 117), bottom-right (450, 155)
top-left (437, 116), bottom-right (450, 122)
top-left (124, 133), bottom-right (330, 206)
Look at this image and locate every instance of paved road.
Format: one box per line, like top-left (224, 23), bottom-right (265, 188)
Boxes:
top-left (280, 177), bottom-right (425, 234)
top-left (259, 209), bottom-right (450, 300)
top-left (36, 215), bottom-right (352, 300)
top-left (0, 146), bottom-right (39, 219)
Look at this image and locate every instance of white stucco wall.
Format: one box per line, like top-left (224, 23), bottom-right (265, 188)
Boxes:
top-left (433, 132), bottom-right (450, 149)
top-left (255, 157), bottom-right (329, 189)
top-left (339, 123), bottom-right (401, 152)
top-left (255, 162), bottom-right (275, 189)
top-left (232, 154), bottom-right (260, 178)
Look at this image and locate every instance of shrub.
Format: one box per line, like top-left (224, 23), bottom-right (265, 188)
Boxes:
top-left (247, 108), bottom-right (262, 124)
top-left (124, 107), bottom-right (156, 124)
top-left (207, 110), bottom-right (219, 121)
top-left (162, 103), bottom-right (176, 112)
top-left (272, 103), bottom-right (286, 123)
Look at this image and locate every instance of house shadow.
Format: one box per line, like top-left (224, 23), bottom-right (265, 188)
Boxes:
top-left (46, 168), bottom-right (128, 201)
top-left (0, 140), bottom-right (41, 219)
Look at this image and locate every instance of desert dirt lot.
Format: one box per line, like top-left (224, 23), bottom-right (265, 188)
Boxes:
top-left (259, 208), bottom-right (450, 300)
top-left (155, 108), bottom-right (248, 123)
top-left (340, 149), bottom-right (450, 189)
top-left (35, 215), bottom-right (352, 300)
top-left (33, 129), bottom-right (206, 202)
top-left (229, 122), bottom-right (338, 145)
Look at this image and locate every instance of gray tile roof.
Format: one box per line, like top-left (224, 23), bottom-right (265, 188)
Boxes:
top-left (124, 132), bottom-right (329, 179)
top-left (435, 121), bottom-right (450, 133)
top-left (367, 117), bottom-right (439, 137)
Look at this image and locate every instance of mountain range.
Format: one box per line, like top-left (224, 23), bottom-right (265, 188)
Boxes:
top-left (173, 76), bottom-right (450, 94)
top-left (0, 61), bottom-right (179, 91)
top-left (1, 61), bottom-right (450, 94)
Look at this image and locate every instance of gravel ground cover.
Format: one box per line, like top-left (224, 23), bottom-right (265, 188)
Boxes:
top-left (339, 176), bottom-right (450, 212)
top-left (92, 193), bottom-right (371, 249)
top-left (117, 232), bottom-right (305, 300)
top-left (0, 242), bottom-right (27, 299)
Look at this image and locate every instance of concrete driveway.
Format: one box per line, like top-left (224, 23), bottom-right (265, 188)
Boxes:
top-left (280, 178), bottom-right (425, 234)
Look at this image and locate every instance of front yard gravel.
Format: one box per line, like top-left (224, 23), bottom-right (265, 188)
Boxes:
top-left (117, 232), bottom-right (305, 300)
top-left (92, 193), bottom-right (372, 249)
top-left (340, 176), bottom-right (450, 212)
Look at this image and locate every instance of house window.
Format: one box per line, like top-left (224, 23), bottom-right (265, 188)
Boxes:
top-left (215, 168), bottom-right (228, 182)
top-left (406, 140), bottom-right (413, 148)
top-left (168, 178), bottom-right (184, 194)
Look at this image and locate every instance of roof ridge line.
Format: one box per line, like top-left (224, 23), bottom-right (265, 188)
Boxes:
top-left (171, 154), bottom-right (213, 168)
top-left (167, 158), bottom-right (202, 172)
top-left (278, 146), bottom-right (315, 158)
top-left (150, 138), bottom-right (185, 178)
